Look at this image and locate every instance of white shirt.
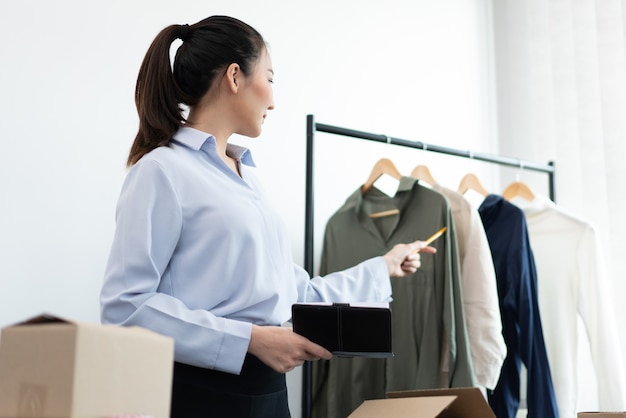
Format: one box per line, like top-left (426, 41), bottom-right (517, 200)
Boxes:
top-left (100, 127), bottom-right (391, 374)
top-left (433, 184), bottom-right (506, 390)
top-left (514, 194), bottom-right (626, 417)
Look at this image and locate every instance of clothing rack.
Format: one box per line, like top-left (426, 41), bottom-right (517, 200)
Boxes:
top-left (301, 113), bottom-right (556, 418)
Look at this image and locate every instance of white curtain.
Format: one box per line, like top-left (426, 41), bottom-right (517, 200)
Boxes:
top-left (492, 0), bottom-right (626, 414)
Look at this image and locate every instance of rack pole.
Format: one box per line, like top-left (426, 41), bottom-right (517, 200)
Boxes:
top-left (314, 121), bottom-right (556, 180)
top-left (548, 161), bottom-right (556, 202)
top-left (301, 114), bottom-right (315, 418)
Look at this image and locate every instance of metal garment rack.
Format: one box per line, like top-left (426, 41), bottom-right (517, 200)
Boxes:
top-left (301, 113), bottom-right (556, 418)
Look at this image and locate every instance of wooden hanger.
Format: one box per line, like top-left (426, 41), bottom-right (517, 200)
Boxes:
top-left (369, 209), bottom-right (400, 219)
top-left (363, 158), bottom-right (402, 218)
top-left (410, 165), bottom-right (437, 186)
top-left (457, 173), bottom-right (489, 196)
top-left (502, 181), bottom-right (535, 202)
top-left (362, 158), bottom-right (402, 194)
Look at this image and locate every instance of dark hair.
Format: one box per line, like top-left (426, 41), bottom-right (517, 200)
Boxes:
top-left (127, 15), bottom-right (266, 166)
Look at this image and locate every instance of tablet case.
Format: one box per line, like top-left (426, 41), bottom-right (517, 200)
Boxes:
top-left (291, 303), bottom-right (393, 357)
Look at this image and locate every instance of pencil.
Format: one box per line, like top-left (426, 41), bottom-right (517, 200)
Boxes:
top-left (416, 226), bottom-right (447, 252)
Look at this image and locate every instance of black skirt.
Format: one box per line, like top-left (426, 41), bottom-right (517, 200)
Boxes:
top-left (170, 354), bottom-right (291, 418)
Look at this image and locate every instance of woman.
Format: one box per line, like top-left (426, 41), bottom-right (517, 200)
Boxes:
top-left (100, 15), bottom-right (435, 418)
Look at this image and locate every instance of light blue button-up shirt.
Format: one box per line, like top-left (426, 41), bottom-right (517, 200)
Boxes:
top-left (100, 127), bottom-right (391, 374)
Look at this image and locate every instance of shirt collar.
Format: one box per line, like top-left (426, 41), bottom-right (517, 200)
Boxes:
top-left (511, 193), bottom-right (554, 216)
top-left (398, 176), bottom-right (417, 192)
top-left (172, 126), bottom-right (256, 167)
top-left (345, 176), bottom-right (418, 214)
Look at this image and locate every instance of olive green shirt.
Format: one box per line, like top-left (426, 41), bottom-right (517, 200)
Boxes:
top-left (312, 177), bottom-right (474, 418)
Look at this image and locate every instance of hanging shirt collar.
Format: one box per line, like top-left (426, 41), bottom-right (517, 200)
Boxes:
top-left (398, 176), bottom-right (418, 192)
top-left (344, 175), bottom-right (418, 218)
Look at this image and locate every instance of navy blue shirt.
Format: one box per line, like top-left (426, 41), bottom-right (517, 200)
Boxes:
top-left (479, 195), bottom-right (559, 418)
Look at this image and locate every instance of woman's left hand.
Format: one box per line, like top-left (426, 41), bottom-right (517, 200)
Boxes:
top-left (383, 240), bottom-right (436, 277)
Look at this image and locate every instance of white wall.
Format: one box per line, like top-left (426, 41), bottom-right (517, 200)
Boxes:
top-left (0, 1), bottom-right (498, 417)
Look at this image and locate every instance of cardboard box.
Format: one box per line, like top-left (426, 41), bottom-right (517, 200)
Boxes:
top-left (348, 396), bottom-right (457, 418)
top-left (0, 314), bottom-right (175, 418)
top-left (578, 414), bottom-right (626, 417)
top-left (349, 387), bottom-right (495, 418)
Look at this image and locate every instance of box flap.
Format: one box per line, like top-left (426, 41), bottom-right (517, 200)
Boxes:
top-left (387, 387), bottom-right (495, 418)
top-left (6, 313), bottom-right (71, 327)
top-left (349, 395), bottom-right (457, 418)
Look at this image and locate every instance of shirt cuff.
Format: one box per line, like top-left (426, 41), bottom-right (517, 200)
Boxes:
top-left (369, 256), bottom-right (393, 302)
top-left (213, 319), bottom-right (253, 375)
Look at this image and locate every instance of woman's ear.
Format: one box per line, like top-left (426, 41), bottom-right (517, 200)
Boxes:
top-left (224, 63), bottom-right (240, 93)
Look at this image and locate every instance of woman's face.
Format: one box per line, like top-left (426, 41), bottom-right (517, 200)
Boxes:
top-left (235, 48), bottom-right (275, 138)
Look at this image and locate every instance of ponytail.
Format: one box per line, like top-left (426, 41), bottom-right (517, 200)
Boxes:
top-left (127, 16), bottom-right (266, 167)
top-left (127, 24), bottom-right (193, 167)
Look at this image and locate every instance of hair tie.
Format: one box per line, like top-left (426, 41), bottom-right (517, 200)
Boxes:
top-left (179, 24), bottom-right (190, 41)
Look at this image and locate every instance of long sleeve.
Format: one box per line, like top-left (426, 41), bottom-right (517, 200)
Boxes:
top-left (294, 257), bottom-right (392, 305)
top-left (577, 225), bottom-right (626, 409)
top-left (520, 235), bottom-right (559, 418)
top-left (519, 195), bottom-right (626, 416)
top-left (435, 185), bottom-right (506, 390)
top-left (479, 194), bottom-right (559, 418)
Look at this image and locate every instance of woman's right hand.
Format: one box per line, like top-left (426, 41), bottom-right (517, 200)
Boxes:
top-left (248, 324), bottom-right (332, 373)
top-left (383, 239), bottom-right (436, 277)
